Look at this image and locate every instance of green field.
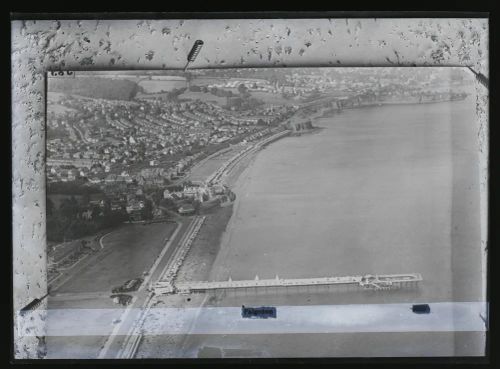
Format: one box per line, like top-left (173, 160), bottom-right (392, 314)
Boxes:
top-left (178, 91), bottom-right (228, 105)
top-left (55, 222), bottom-right (177, 294)
top-left (248, 91), bottom-right (299, 106)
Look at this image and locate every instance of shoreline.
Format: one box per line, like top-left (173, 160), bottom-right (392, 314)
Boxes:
top-left (356, 96), bottom-right (467, 108)
top-left (209, 151), bottom-right (259, 281)
top-left (181, 96), bottom-right (478, 291)
top-left (312, 95), bottom-right (469, 119)
top-left (175, 129), bottom-right (280, 284)
top-left (174, 97), bottom-right (468, 287)
top-left (136, 96), bottom-right (477, 358)
top-left (135, 133), bottom-right (288, 357)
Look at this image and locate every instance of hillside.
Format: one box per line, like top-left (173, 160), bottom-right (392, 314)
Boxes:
top-left (48, 77), bottom-right (141, 101)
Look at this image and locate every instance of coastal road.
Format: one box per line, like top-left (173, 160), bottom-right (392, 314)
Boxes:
top-left (109, 217), bottom-right (207, 358)
top-left (45, 219), bottom-right (193, 358)
top-left (46, 127), bottom-right (284, 358)
top-left (96, 216), bottom-right (200, 359)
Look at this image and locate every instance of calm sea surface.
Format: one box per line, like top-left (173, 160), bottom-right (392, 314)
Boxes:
top-left (180, 96), bottom-right (486, 358)
top-left (212, 97), bottom-right (483, 305)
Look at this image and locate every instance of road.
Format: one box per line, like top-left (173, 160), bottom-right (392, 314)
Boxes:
top-left (113, 216), bottom-right (206, 359)
top-left (45, 128), bottom-right (280, 358)
top-left (97, 216), bottom-right (203, 359)
top-left (45, 218), bottom-right (196, 358)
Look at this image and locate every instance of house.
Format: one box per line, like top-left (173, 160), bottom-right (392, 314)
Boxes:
top-left (66, 170), bottom-right (76, 181)
top-left (126, 200), bottom-right (143, 214)
top-left (105, 174), bottom-right (119, 183)
top-left (88, 176), bottom-right (102, 185)
top-left (89, 193), bottom-right (106, 208)
top-left (183, 186), bottom-right (199, 199)
top-left (211, 184), bottom-right (226, 195)
top-left (81, 209), bottom-right (93, 220)
top-left (110, 201), bottom-right (125, 211)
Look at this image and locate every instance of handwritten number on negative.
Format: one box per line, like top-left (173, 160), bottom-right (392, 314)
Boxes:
top-left (50, 71), bottom-right (74, 77)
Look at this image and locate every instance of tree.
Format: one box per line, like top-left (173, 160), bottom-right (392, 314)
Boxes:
top-left (82, 192), bottom-right (91, 206)
top-left (269, 75), bottom-right (278, 86)
top-left (160, 198), bottom-right (176, 210)
top-left (91, 206), bottom-right (101, 219)
top-left (238, 83), bottom-right (248, 95)
top-left (142, 199), bottom-right (153, 220)
top-left (151, 190), bottom-right (163, 205)
top-left (59, 196), bottom-right (79, 219)
top-left (47, 197), bottom-right (54, 217)
top-left (103, 199), bottom-right (112, 215)
top-left (185, 72), bottom-right (192, 86)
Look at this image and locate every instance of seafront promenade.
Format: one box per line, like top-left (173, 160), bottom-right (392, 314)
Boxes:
top-left (206, 129), bottom-right (291, 186)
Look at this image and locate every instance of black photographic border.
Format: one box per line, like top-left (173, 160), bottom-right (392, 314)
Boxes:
top-left (6, 8), bottom-right (497, 369)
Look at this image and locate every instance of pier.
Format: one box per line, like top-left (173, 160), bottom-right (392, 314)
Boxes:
top-left (154, 273), bottom-right (423, 295)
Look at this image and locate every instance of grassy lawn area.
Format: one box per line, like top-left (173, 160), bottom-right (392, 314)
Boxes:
top-left (56, 222), bottom-right (177, 293)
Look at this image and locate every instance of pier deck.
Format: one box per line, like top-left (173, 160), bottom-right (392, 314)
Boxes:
top-left (154, 273), bottom-right (423, 295)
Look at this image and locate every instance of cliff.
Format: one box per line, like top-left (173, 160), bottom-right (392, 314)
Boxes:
top-left (286, 120), bottom-right (314, 132)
